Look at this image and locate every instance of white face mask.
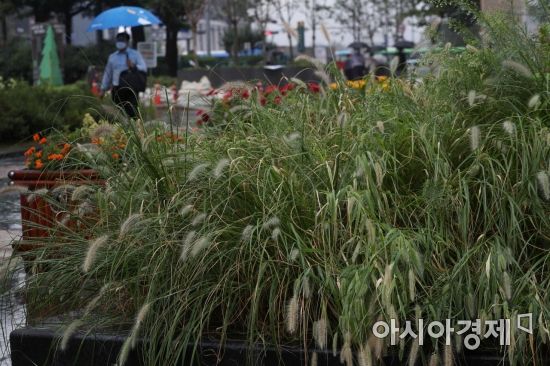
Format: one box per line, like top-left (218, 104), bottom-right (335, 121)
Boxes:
top-left (116, 41), bottom-right (127, 50)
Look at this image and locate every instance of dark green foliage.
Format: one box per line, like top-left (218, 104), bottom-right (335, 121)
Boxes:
top-left (0, 37), bottom-right (33, 82)
top-left (0, 81), bottom-right (101, 142)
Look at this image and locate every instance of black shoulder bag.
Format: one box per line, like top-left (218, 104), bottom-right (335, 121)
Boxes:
top-left (119, 54), bottom-right (147, 93)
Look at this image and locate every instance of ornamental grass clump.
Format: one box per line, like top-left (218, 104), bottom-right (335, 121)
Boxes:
top-left (13, 10), bottom-right (550, 366)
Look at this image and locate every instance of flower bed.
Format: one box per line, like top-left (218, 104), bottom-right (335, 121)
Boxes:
top-left (8, 15), bottom-right (550, 366)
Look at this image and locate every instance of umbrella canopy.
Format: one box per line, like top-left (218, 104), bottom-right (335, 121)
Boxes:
top-left (348, 41), bottom-right (369, 49)
top-left (394, 40), bottom-right (415, 49)
top-left (39, 25), bottom-right (63, 86)
top-left (87, 6), bottom-right (162, 31)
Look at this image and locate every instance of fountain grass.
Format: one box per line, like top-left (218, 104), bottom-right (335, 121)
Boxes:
top-left (12, 12), bottom-right (550, 366)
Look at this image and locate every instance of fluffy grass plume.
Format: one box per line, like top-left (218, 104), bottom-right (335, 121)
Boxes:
top-left (286, 294), bottom-right (299, 334)
top-left (358, 343), bottom-right (373, 366)
top-left (188, 163), bottom-right (210, 181)
top-left (469, 126), bottom-right (481, 151)
top-left (213, 158), bottom-right (230, 179)
top-left (83, 235), bottom-right (109, 273)
top-left (60, 320), bottom-right (83, 351)
top-left (536, 171), bottom-right (550, 200)
top-left (118, 213), bottom-right (142, 239)
top-left (313, 318), bottom-right (327, 348)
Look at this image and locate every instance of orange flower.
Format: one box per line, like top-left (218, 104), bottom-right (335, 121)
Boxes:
top-left (24, 146), bottom-right (35, 157)
top-left (61, 143), bottom-right (71, 154)
top-left (33, 133), bottom-right (40, 142)
top-left (39, 137), bottom-right (47, 144)
top-left (35, 151), bottom-right (43, 159)
top-left (35, 159), bottom-right (44, 169)
top-left (91, 138), bottom-right (101, 145)
top-left (112, 153), bottom-right (120, 160)
top-left (47, 153), bottom-right (64, 161)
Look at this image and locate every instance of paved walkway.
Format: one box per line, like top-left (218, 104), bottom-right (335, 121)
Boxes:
top-left (0, 156), bottom-right (26, 366)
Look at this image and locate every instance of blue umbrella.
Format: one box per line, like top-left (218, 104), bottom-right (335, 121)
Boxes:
top-left (87, 6), bottom-right (162, 32)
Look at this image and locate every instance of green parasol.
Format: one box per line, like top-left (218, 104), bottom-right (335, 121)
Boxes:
top-left (39, 25), bottom-right (63, 86)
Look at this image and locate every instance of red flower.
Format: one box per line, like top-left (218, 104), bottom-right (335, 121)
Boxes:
top-left (196, 109), bottom-right (209, 124)
top-left (264, 85), bottom-right (278, 96)
top-left (260, 97), bottom-right (267, 106)
top-left (223, 89), bottom-right (233, 102)
top-left (241, 89), bottom-right (250, 99)
top-left (33, 133), bottom-right (40, 142)
top-left (274, 96), bottom-right (282, 105)
top-left (307, 82), bottom-right (321, 93)
top-left (280, 83), bottom-right (295, 96)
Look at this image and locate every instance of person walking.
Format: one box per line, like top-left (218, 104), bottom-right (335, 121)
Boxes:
top-left (99, 32), bottom-right (147, 119)
top-left (350, 48), bottom-right (366, 80)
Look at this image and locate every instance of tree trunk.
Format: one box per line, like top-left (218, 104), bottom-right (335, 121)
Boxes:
top-left (95, 0), bottom-right (104, 44)
top-left (287, 33), bottom-right (294, 60)
top-left (191, 22), bottom-right (199, 64)
top-left (1, 15), bottom-right (7, 45)
top-left (231, 20), bottom-right (239, 63)
top-left (131, 26), bottom-right (145, 48)
top-left (64, 10), bottom-right (72, 45)
top-left (166, 24), bottom-right (179, 77)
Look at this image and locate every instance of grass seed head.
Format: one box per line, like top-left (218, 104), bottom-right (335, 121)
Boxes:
top-left (313, 318), bottom-right (327, 348)
top-left (213, 158), bottom-right (230, 179)
top-left (408, 337), bottom-right (420, 366)
top-left (528, 94), bottom-right (541, 109)
top-left (241, 225), bottom-right (254, 242)
top-left (536, 171), bottom-right (550, 200)
top-left (429, 353), bottom-right (440, 366)
top-left (83, 235), bottom-right (109, 273)
top-left (191, 236), bottom-right (211, 257)
top-left (60, 320), bottom-right (83, 351)
top-left (188, 163), bottom-right (210, 181)
top-left (358, 343), bottom-right (373, 366)
top-left (502, 120), bottom-right (516, 135)
top-left (119, 213), bottom-right (142, 239)
top-left (262, 216), bottom-right (280, 229)
top-left (311, 352), bottom-right (318, 366)
top-left (469, 126), bottom-right (481, 151)
top-left (191, 212), bottom-right (207, 227)
top-left (286, 294), bottom-right (299, 334)
top-left (444, 344), bottom-right (453, 366)
top-left (271, 227), bottom-right (281, 241)
top-left (27, 188), bottom-right (49, 203)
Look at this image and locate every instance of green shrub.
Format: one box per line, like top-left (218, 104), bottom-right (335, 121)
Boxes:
top-left (64, 43), bottom-right (114, 84)
top-left (0, 37), bottom-right (32, 82)
top-left (0, 81), bottom-right (102, 143)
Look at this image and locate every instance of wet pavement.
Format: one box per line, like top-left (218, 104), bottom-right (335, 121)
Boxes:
top-left (0, 155), bottom-right (27, 366)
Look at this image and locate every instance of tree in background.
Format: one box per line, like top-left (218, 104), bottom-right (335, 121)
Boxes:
top-left (214, 0), bottom-right (250, 61)
top-left (273, 0), bottom-right (299, 60)
top-left (222, 23), bottom-right (263, 58)
top-left (336, 0), bottom-right (381, 45)
top-left (20, 0), bottom-right (96, 44)
top-left (248, 0), bottom-right (273, 59)
top-left (182, 0), bottom-right (207, 62)
top-left (302, 0), bottom-right (331, 53)
top-left (0, 0), bottom-right (16, 45)
top-left (146, 0), bottom-right (188, 76)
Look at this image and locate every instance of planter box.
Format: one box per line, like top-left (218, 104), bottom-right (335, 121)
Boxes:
top-left (7, 169), bottom-right (101, 253)
top-left (10, 326), bottom-right (511, 366)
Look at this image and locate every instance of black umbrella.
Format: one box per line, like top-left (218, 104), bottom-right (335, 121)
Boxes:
top-left (394, 40), bottom-right (415, 49)
top-left (369, 44), bottom-right (386, 53)
top-left (348, 41), bottom-right (369, 49)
